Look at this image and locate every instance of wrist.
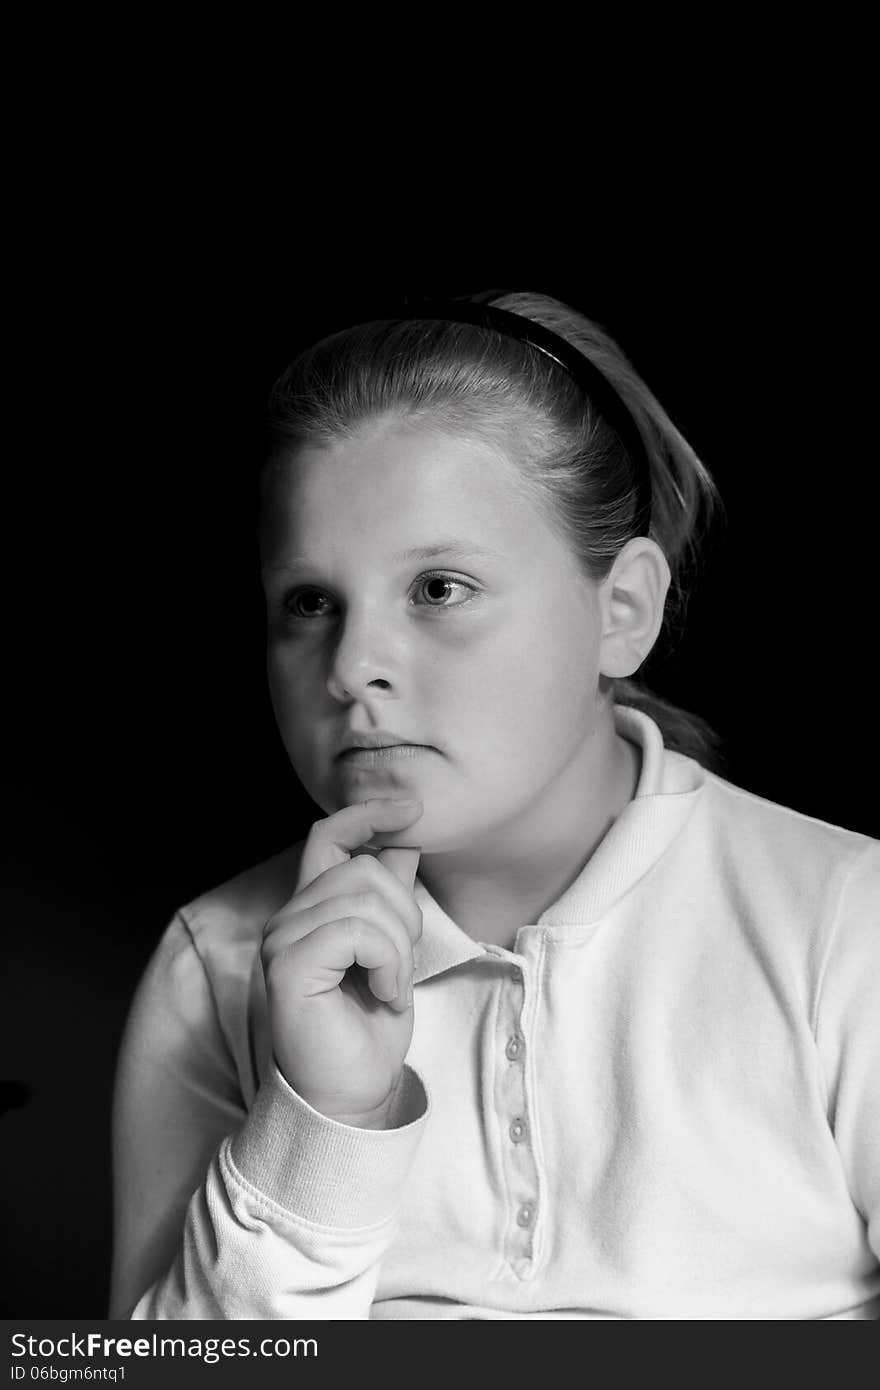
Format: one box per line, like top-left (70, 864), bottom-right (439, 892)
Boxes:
top-left (319, 1101), bottom-right (395, 1130)
top-left (285, 1068), bottom-right (404, 1131)
top-left (306, 1083), bottom-right (401, 1131)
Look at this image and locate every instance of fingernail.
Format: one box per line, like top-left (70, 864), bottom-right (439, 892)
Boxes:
top-left (406, 982), bottom-right (413, 1007)
top-left (391, 798), bottom-right (421, 806)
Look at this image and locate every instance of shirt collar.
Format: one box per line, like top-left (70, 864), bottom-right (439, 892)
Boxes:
top-left (412, 704), bottom-right (706, 982)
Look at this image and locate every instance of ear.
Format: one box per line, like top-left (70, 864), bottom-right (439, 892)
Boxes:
top-left (597, 538), bottom-right (671, 679)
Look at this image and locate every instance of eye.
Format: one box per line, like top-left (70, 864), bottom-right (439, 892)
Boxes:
top-left (282, 588), bottom-right (335, 620)
top-left (413, 572), bottom-right (478, 609)
top-left (278, 572), bottom-right (479, 622)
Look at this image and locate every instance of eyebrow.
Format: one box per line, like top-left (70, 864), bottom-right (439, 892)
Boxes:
top-left (394, 540), bottom-right (504, 563)
top-left (263, 539), bottom-right (505, 577)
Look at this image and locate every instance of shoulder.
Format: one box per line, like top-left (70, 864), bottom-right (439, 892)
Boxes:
top-left (177, 839), bottom-right (307, 963)
top-left (697, 765), bottom-right (876, 865)
top-left (689, 765), bottom-right (878, 964)
top-left (656, 734), bottom-right (876, 887)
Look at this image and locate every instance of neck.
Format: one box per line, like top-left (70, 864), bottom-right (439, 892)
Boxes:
top-left (416, 708), bottom-right (641, 949)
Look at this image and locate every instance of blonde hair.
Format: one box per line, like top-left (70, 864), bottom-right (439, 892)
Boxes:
top-left (264, 290), bottom-right (728, 771)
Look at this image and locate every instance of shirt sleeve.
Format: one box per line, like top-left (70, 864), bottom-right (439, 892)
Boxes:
top-left (109, 913), bottom-right (429, 1320)
top-left (813, 838), bottom-right (880, 1261)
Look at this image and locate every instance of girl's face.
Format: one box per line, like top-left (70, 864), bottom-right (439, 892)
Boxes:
top-left (260, 417), bottom-right (608, 855)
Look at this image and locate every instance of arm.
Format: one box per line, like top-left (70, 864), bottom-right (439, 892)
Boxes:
top-left (814, 839), bottom-right (880, 1264)
top-left (109, 913), bottom-right (427, 1320)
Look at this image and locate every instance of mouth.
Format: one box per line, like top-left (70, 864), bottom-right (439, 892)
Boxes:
top-left (336, 744), bottom-right (433, 765)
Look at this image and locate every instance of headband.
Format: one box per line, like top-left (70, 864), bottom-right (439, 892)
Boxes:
top-left (389, 287), bottom-right (653, 538)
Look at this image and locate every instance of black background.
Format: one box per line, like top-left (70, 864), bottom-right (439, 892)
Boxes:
top-left (3, 187), bottom-right (876, 1316)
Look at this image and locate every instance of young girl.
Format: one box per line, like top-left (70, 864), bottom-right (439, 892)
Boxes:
top-left (109, 290), bottom-right (879, 1321)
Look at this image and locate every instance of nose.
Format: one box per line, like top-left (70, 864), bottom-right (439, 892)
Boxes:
top-left (326, 603), bottom-right (398, 702)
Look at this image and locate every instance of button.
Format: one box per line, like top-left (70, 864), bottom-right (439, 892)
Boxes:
top-left (505, 1034), bottom-right (523, 1061)
top-left (509, 1117), bottom-right (527, 1144)
top-left (512, 967), bottom-right (523, 984)
top-left (516, 1204), bottom-right (534, 1228)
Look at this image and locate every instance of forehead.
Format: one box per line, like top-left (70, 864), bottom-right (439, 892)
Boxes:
top-left (260, 420), bottom-right (557, 563)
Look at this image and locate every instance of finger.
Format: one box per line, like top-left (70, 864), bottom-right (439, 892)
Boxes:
top-left (278, 917), bottom-right (412, 1013)
top-left (377, 846), bottom-right (421, 894)
top-left (296, 799), bottom-right (423, 891)
top-left (263, 890), bottom-right (414, 981)
top-left (284, 854), bottom-right (423, 943)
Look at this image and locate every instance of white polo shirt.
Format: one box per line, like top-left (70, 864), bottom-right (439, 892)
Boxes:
top-left (110, 706), bottom-right (880, 1319)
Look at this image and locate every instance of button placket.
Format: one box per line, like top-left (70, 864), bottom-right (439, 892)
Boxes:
top-left (494, 954), bottom-right (540, 1275)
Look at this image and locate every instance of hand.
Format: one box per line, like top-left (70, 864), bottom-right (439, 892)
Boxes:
top-left (261, 798), bottom-right (424, 1128)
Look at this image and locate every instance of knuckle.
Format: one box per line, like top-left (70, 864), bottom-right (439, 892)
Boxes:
top-left (361, 853), bottom-right (385, 883)
top-left (349, 854), bottom-right (383, 891)
top-left (262, 904), bottom-right (296, 947)
top-left (343, 888), bottom-right (379, 920)
top-left (263, 905), bottom-right (288, 934)
top-left (359, 887), bottom-right (384, 916)
top-left (262, 942), bottom-right (292, 985)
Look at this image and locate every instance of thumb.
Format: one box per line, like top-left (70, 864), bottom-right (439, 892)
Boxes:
top-left (377, 845), bottom-right (421, 892)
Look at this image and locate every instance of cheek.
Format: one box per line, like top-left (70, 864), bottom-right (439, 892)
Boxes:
top-left (266, 646), bottom-right (312, 740)
top-left (436, 601), bottom-right (599, 753)
top-left (266, 644), bottom-right (291, 709)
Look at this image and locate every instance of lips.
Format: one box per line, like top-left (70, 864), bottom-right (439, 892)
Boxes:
top-left (335, 731), bottom-right (427, 756)
top-left (338, 744), bottom-right (429, 763)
